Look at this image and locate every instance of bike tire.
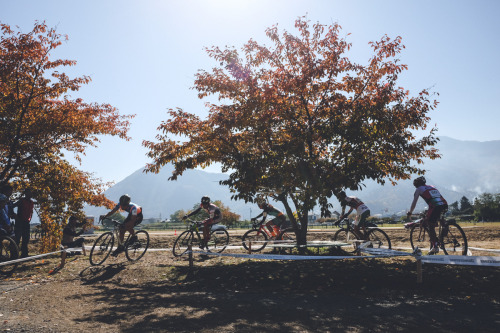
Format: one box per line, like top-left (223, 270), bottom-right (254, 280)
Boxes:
top-left (409, 224), bottom-right (429, 252)
top-left (89, 232), bottom-right (114, 266)
top-left (125, 230), bottom-right (150, 261)
top-left (332, 229), bottom-right (358, 253)
top-left (366, 228), bottom-right (391, 250)
top-left (441, 223), bottom-right (468, 255)
top-left (0, 236), bottom-right (19, 275)
top-left (277, 227), bottom-right (296, 254)
top-left (172, 231), bottom-right (194, 257)
top-left (241, 229), bottom-right (268, 252)
top-left (206, 229), bottom-right (229, 253)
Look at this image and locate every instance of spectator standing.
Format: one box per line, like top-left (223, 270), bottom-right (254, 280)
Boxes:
top-left (14, 189), bottom-right (35, 257)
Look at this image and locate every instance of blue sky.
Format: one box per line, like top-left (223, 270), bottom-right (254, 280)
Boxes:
top-left (2, 0), bottom-right (499, 184)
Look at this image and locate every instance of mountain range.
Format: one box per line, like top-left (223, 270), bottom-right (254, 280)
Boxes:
top-left (84, 136), bottom-right (500, 220)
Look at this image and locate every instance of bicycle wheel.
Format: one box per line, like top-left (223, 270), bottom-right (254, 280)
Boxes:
top-left (206, 229), bottom-right (229, 253)
top-left (277, 228), bottom-right (296, 254)
top-left (241, 229), bottom-right (268, 252)
top-left (409, 224), bottom-right (431, 253)
top-left (366, 228), bottom-right (391, 249)
top-left (0, 236), bottom-right (19, 275)
top-left (172, 231), bottom-right (194, 257)
top-left (89, 232), bottom-right (114, 266)
top-left (333, 229), bottom-right (358, 253)
top-left (441, 223), bottom-right (468, 255)
top-left (125, 230), bottom-right (150, 261)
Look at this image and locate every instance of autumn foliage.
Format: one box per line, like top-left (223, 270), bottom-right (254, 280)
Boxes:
top-left (144, 17), bottom-right (440, 244)
top-left (0, 22), bottom-right (132, 251)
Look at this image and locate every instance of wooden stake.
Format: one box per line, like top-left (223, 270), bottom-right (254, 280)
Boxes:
top-left (417, 259), bottom-right (422, 284)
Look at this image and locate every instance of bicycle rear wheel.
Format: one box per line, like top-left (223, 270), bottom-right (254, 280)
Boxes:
top-left (242, 230), bottom-right (268, 252)
top-left (0, 236), bottom-right (19, 275)
top-left (277, 228), bottom-right (296, 254)
top-left (206, 229), bottom-right (229, 253)
top-left (172, 231), bottom-right (194, 257)
top-left (441, 223), bottom-right (468, 255)
top-left (125, 230), bottom-right (150, 261)
top-left (366, 228), bottom-right (391, 250)
top-left (332, 229), bottom-right (358, 253)
top-left (89, 232), bottom-right (114, 266)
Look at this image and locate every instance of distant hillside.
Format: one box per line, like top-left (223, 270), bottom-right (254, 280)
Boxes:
top-left (85, 136), bottom-right (500, 220)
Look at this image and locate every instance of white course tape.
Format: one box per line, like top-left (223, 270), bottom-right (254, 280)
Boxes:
top-left (189, 249), bottom-right (412, 261)
top-left (468, 247), bottom-right (500, 253)
top-left (417, 255), bottom-right (500, 267)
top-left (0, 250), bottom-right (64, 266)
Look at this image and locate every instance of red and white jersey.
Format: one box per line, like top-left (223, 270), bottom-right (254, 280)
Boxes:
top-left (344, 196), bottom-right (370, 214)
top-left (414, 185), bottom-right (447, 208)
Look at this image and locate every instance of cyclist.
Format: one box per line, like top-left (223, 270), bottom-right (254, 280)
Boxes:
top-left (51, 216), bottom-right (88, 273)
top-left (183, 196), bottom-right (222, 250)
top-left (251, 200), bottom-right (286, 238)
top-left (407, 176), bottom-right (448, 254)
top-left (337, 191), bottom-right (371, 238)
top-left (100, 194), bottom-right (143, 256)
top-left (0, 193), bottom-right (13, 236)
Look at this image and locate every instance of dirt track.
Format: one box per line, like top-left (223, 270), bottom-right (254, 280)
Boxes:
top-left (1, 225), bottom-right (499, 332)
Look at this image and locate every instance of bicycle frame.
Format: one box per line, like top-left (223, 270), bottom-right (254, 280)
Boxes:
top-left (251, 220), bottom-right (281, 239)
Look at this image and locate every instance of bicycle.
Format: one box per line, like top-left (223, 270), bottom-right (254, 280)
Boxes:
top-left (332, 217), bottom-right (391, 253)
top-left (0, 229), bottom-right (19, 275)
top-left (406, 213), bottom-right (468, 255)
top-left (172, 219), bottom-right (229, 257)
top-left (241, 219), bottom-right (296, 252)
top-left (89, 218), bottom-right (150, 266)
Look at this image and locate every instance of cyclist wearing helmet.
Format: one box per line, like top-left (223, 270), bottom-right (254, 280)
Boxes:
top-left (338, 191), bottom-right (370, 238)
top-left (100, 194), bottom-right (143, 256)
top-left (251, 201), bottom-right (286, 238)
top-left (407, 176), bottom-right (448, 254)
top-left (183, 196), bottom-right (222, 249)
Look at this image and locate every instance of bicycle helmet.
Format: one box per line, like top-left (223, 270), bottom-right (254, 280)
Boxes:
top-left (201, 196), bottom-right (210, 204)
top-left (337, 191), bottom-right (346, 199)
top-left (119, 194), bottom-right (131, 206)
top-left (413, 176), bottom-right (426, 188)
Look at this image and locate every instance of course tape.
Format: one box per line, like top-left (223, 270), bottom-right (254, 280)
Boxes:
top-left (468, 247), bottom-right (500, 253)
top-left (417, 255), bottom-right (500, 267)
top-left (0, 247), bottom-right (84, 267)
top-left (189, 249), bottom-right (411, 261)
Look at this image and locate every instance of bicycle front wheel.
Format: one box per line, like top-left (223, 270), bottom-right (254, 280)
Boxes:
top-left (0, 236), bottom-right (19, 275)
top-left (441, 223), bottom-right (468, 255)
top-left (125, 230), bottom-right (150, 261)
top-left (409, 224), bottom-right (428, 252)
top-left (89, 232), bottom-right (114, 266)
top-left (242, 230), bottom-right (268, 252)
top-left (172, 231), bottom-right (194, 257)
top-left (366, 228), bottom-right (391, 250)
top-left (333, 229), bottom-right (358, 253)
top-left (206, 229), bottom-right (229, 253)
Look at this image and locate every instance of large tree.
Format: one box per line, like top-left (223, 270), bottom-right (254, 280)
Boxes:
top-left (0, 22), bottom-right (133, 250)
top-left (144, 17), bottom-right (440, 245)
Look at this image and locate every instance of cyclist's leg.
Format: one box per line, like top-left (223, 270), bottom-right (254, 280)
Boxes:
top-left (358, 210), bottom-right (370, 235)
top-left (265, 219), bottom-right (276, 236)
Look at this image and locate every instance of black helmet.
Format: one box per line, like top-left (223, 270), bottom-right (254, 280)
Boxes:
top-left (119, 194), bottom-right (131, 205)
top-left (338, 191), bottom-right (346, 198)
top-left (201, 196), bottom-right (210, 204)
top-left (413, 176), bottom-right (426, 188)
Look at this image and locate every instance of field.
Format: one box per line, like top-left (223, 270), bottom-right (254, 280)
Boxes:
top-left (1, 225), bottom-right (499, 332)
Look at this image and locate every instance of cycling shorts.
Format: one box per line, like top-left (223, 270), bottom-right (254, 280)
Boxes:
top-left (353, 210), bottom-right (370, 227)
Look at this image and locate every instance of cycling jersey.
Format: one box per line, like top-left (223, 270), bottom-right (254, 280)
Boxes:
top-left (115, 202), bottom-right (142, 216)
top-left (260, 203), bottom-right (284, 219)
top-left (414, 185), bottom-right (448, 208)
top-left (201, 203), bottom-right (222, 222)
top-left (343, 196), bottom-right (370, 214)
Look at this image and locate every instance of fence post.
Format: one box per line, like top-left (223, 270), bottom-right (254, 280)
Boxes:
top-left (417, 259), bottom-right (422, 284)
top-left (188, 244), bottom-right (193, 269)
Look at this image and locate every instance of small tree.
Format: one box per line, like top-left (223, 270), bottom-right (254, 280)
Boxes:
top-left (459, 196), bottom-right (473, 214)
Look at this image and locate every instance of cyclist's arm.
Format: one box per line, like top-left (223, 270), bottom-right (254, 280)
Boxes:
top-left (101, 206), bottom-right (119, 220)
top-left (408, 191), bottom-right (420, 215)
top-left (187, 207), bottom-right (202, 218)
